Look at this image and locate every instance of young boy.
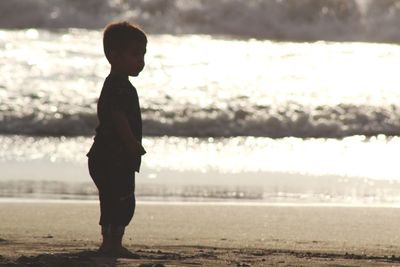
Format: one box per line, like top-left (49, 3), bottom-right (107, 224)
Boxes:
top-left (87, 21), bottom-right (147, 256)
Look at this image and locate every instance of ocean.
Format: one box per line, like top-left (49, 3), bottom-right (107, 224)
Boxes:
top-left (1, 0), bottom-right (400, 204)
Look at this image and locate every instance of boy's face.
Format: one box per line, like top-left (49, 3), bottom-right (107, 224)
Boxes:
top-left (115, 42), bottom-right (146, 76)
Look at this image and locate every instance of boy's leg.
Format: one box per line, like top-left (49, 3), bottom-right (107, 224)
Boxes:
top-left (89, 156), bottom-right (121, 252)
top-left (109, 173), bottom-right (136, 249)
top-left (100, 225), bottom-right (124, 251)
top-left (89, 156), bottom-right (136, 254)
top-left (97, 191), bottom-right (131, 253)
top-left (102, 164), bottom-right (136, 226)
top-left (117, 176), bottom-right (136, 226)
top-left (109, 225), bottom-right (125, 247)
top-left (99, 225), bottom-right (112, 252)
top-left (101, 171), bottom-right (136, 254)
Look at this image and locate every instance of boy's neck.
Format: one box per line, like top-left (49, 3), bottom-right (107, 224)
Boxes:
top-left (110, 66), bottom-right (129, 79)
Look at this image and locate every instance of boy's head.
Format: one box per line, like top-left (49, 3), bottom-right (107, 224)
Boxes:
top-left (103, 21), bottom-right (147, 76)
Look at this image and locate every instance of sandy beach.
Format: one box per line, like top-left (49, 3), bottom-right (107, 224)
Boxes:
top-left (1, 201), bottom-right (400, 266)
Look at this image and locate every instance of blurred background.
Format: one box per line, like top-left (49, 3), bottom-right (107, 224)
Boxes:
top-left (1, 0), bottom-right (400, 204)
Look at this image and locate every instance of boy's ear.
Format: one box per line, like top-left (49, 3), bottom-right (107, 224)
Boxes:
top-left (108, 50), bottom-right (121, 64)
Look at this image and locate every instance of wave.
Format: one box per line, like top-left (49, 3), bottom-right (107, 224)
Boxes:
top-left (1, 0), bottom-right (400, 42)
top-left (1, 103), bottom-right (399, 138)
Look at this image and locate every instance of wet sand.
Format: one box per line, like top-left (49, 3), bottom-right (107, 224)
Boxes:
top-left (1, 201), bottom-right (400, 266)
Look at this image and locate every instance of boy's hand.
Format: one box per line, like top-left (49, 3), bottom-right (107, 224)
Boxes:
top-left (112, 110), bottom-right (146, 158)
top-left (138, 142), bottom-right (146, 156)
top-left (132, 141), bottom-right (146, 157)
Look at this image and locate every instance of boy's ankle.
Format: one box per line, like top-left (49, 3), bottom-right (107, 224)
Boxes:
top-left (109, 225), bottom-right (125, 235)
top-left (99, 225), bottom-right (125, 252)
top-left (109, 225), bottom-right (125, 248)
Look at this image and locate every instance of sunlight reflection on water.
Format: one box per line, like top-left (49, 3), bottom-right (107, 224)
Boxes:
top-left (1, 30), bottom-right (400, 137)
top-left (0, 135), bottom-right (399, 181)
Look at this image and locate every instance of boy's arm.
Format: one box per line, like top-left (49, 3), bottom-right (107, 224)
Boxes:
top-left (111, 110), bottom-right (146, 158)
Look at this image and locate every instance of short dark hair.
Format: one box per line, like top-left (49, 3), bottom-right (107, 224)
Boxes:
top-left (103, 21), bottom-right (147, 63)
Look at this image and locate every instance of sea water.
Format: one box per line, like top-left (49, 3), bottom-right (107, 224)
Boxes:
top-left (1, 0), bottom-right (400, 204)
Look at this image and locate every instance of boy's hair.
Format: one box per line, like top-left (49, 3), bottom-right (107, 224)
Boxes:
top-left (103, 21), bottom-right (147, 63)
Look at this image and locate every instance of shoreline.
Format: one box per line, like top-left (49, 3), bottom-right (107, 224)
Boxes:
top-left (2, 197), bottom-right (400, 208)
top-left (1, 202), bottom-right (400, 266)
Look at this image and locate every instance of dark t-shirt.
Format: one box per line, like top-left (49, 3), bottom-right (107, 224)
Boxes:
top-left (87, 73), bottom-right (145, 172)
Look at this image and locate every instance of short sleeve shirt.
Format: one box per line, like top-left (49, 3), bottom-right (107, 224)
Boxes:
top-left (87, 73), bottom-right (143, 172)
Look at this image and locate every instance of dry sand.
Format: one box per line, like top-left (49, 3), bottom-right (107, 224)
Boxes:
top-left (1, 201), bottom-right (400, 266)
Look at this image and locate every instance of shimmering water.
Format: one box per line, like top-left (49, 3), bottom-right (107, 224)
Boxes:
top-left (1, 135), bottom-right (400, 181)
top-left (1, 30), bottom-right (400, 137)
top-left (2, 135), bottom-right (400, 204)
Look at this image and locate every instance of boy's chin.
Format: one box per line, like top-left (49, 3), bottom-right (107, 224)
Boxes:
top-left (128, 72), bottom-right (140, 77)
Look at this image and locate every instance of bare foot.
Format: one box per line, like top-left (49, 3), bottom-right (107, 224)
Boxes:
top-left (97, 243), bottom-right (112, 254)
top-left (98, 245), bottom-right (138, 258)
top-left (114, 246), bottom-right (139, 258)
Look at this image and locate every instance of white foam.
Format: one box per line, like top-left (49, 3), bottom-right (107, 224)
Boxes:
top-left (1, 32), bottom-right (400, 138)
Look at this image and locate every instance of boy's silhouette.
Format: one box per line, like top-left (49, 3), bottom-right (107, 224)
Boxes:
top-left (87, 21), bottom-right (147, 256)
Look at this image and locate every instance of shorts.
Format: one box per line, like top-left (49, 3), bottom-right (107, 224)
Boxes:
top-left (88, 154), bottom-right (136, 226)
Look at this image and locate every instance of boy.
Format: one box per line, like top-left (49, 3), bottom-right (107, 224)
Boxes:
top-left (87, 21), bottom-right (147, 256)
